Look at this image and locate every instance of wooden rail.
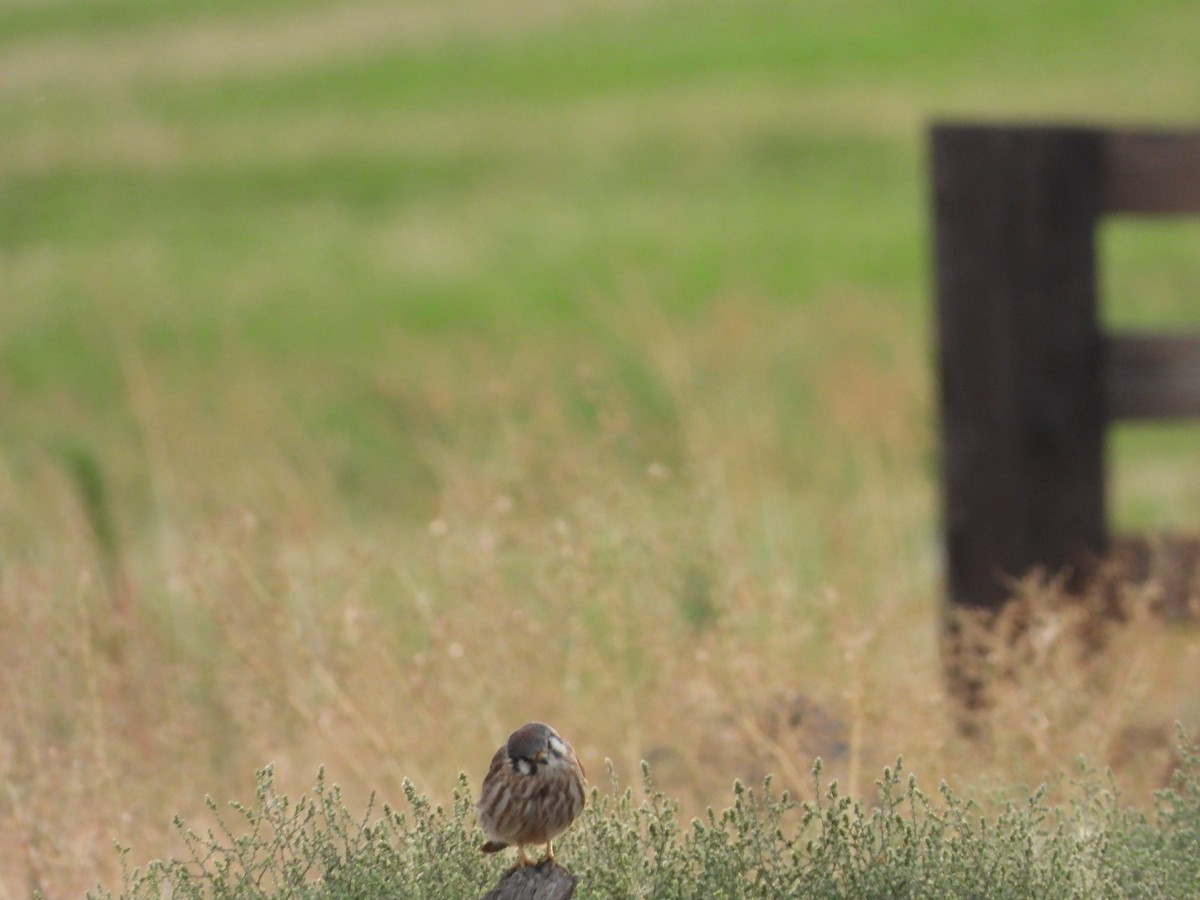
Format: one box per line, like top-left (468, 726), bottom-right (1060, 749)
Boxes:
top-left (1103, 131), bottom-right (1200, 213)
top-left (1106, 333), bottom-right (1200, 419)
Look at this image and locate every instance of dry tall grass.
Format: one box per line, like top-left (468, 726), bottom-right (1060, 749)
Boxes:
top-left (3, 297), bottom-right (1198, 897)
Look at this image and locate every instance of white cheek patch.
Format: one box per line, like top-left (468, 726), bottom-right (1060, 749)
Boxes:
top-left (547, 735), bottom-right (567, 758)
top-left (514, 758), bottom-right (536, 776)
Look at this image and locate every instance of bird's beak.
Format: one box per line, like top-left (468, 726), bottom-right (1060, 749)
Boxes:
top-left (535, 751), bottom-right (547, 765)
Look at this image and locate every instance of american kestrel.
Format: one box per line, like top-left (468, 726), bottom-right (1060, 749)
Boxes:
top-left (477, 722), bottom-right (587, 866)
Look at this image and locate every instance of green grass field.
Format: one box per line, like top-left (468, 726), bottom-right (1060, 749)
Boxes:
top-left (4, 1), bottom-right (1200, 894)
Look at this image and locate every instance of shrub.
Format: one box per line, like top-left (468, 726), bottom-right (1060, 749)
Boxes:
top-left (91, 731), bottom-right (1200, 899)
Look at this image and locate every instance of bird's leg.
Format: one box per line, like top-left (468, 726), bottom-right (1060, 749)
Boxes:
top-left (543, 841), bottom-right (555, 862)
top-left (517, 845), bottom-right (533, 867)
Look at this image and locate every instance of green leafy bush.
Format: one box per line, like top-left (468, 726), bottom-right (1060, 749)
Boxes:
top-left (92, 732), bottom-right (1200, 900)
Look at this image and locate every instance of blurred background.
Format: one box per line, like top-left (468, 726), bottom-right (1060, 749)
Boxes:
top-left (3, 0), bottom-right (1200, 894)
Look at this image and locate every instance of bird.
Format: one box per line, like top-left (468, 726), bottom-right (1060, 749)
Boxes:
top-left (477, 722), bottom-right (587, 867)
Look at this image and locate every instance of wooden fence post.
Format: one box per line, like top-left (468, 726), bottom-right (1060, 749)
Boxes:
top-left (480, 861), bottom-right (578, 900)
top-left (932, 125), bottom-right (1108, 612)
top-left (932, 125), bottom-right (1108, 716)
top-left (931, 122), bottom-right (1200, 721)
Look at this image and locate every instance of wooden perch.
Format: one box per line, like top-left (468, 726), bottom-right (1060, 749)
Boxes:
top-left (480, 859), bottom-right (578, 900)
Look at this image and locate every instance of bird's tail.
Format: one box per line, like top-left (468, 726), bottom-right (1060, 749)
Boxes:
top-left (479, 841), bottom-right (508, 854)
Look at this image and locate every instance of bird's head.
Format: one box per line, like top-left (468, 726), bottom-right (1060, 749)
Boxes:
top-left (506, 722), bottom-right (570, 776)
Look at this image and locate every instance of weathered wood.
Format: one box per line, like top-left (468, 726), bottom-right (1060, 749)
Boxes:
top-left (1102, 131), bottom-right (1200, 214)
top-left (1106, 332), bottom-right (1200, 419)
top-left (480, 860), bottom-right (578, 900)
top-left (932, 124), bottom-right (1108, 614)
top-left (1106, 535), bottom-right (1200, 621)
top-left (932, 122), bottom-right (1200, 728)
